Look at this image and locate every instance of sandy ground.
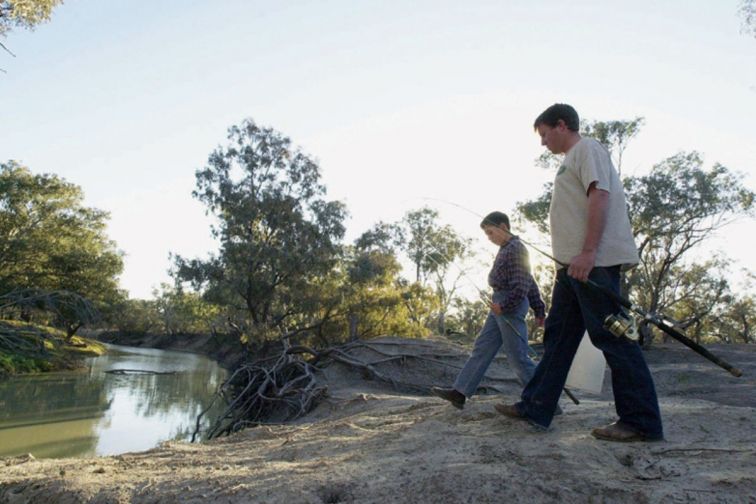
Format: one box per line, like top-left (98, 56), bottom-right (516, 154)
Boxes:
top-left (1, 338), bottom-right (754, 504)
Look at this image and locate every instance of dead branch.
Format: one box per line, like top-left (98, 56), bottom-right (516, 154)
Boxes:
top-left (105, 369), bottom-right (178, 375)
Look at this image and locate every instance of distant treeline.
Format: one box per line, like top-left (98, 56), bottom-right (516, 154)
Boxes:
top-left (1, 116), bottom-right (754, 357)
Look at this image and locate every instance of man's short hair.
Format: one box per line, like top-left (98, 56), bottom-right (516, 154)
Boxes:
top-left (480, 211), bottom-right (510, 230)
top-left (534, 103), bottom-right (580, 132)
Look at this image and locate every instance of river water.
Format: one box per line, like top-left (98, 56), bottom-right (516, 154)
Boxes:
top-left (0, 344), bottom-right (227, 459)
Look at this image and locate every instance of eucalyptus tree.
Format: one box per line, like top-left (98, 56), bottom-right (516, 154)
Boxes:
top-left (173, 119), bottom-right (347, 346)
top-left (152, 283), bottom-right (222, 336)
top-left (717, 293), bottom-right (755, 343)
top-left (0, 161), bottom-right (123, 336)
top-left (341, 223), bottom-right (435, 341)
top-left (399, 207), bottom-right (473, 335)
top-left (624, 152), bottom-right (754, 335)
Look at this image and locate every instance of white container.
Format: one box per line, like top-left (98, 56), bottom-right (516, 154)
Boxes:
top-left (566, 331), bottom-right (606, 394)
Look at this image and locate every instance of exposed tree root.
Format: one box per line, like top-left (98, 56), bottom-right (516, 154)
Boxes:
top-left (193, 348), bottom-right (327, 441)
top-left (192, 339), bottom-right (472, 442)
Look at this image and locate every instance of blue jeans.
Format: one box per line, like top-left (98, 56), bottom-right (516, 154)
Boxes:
top-left (454, 296), bottom-right (536, 397)
top-left (516, 267), bottom-right (663, 439)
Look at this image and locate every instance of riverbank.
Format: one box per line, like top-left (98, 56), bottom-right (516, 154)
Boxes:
top-left (1, 338), bottom-right (754, 503)
top-left (93, 331), bottom-right (246, 370)
top-left (0, 321), bottom-right (106, 376)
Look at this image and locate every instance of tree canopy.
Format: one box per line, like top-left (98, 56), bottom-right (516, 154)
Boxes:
top-left (173, 119), bottom-right (348, 345)
top-left (0, 0), bottom-right (62, 40)
top-left (0, 161), bottom-right (123, 336)
top-left (740, 0), bottom-right (756, 38)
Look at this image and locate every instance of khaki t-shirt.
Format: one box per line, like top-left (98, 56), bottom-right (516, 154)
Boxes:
top-left (549, 137), bottom-right (639, 268)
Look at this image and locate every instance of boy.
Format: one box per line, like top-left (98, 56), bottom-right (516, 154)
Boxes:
top-left (431, 211), bottom-right (545, 409)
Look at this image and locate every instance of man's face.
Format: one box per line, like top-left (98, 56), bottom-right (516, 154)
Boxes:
top-left (537, 121), bottom-right (567, 154)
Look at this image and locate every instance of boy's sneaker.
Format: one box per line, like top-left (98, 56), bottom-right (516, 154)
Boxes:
top-left (430, 387), bottom-right (466, 409)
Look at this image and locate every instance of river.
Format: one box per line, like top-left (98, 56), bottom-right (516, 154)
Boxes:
top-left (0, 343), bottom-right (227, 459)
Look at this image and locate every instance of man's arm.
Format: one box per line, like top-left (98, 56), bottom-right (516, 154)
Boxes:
top-left (568, 182), bottom-right (609, 282)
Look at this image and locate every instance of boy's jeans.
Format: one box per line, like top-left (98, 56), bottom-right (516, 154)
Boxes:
top-left (454, 296), bottom-right (536, 397)
top-left (516, 266), bottom-right (663, 439)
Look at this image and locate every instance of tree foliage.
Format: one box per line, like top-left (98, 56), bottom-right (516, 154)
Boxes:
top-left (625, 152), bottom-right (754, 320)
top-left (173, 119), bottom-right (347, 346)
top-left (0, 161), bottom-right (123, 336)
top-left (740, 0), bottom-right (756, 38)
top-left (105, 298), bottom-right (161, 336)
top-left (398, 207), bottom-right (473, 335)
top-left (339, 228), bottom-right (436, 341)
top-left (0, 0), bottom-right (62, 36)
top-left (153, 283), bottom-right (223, 336)
top-left (0, 288), bottom-right (97, 340)
top-left (445, 297), bottom-right (487, 342)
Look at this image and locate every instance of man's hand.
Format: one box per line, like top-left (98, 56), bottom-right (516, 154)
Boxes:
top-left (568, 250), bottom-right (596, 282)
top-left (535, 316), bottom-right (545, 328)
top-left (490, 302), bottom-right (503, 316)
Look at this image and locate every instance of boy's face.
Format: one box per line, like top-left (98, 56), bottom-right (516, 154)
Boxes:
top-left (537, 120), bottom-right (569, 154)
top-left (483, 224), bottom-right (509, 246)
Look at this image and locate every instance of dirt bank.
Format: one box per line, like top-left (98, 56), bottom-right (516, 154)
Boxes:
top-left (1, 339), bottom-right (754, 503)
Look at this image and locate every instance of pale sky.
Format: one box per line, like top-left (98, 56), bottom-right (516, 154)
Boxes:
top-left (2, 0), bottom-right (755, 299)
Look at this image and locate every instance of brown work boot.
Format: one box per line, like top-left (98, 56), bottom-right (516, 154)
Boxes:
top-left (591, 421), bottom-right (662, 442)
top-left (494, 402), bottom-right (524, 419)
top-left (495, 402), bottom-right (550, 432)
top-left (430, 387), bottom-right (465, 409)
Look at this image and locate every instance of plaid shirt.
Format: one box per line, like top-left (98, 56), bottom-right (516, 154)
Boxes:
top-left (488, 237), bottom-right (546, 318)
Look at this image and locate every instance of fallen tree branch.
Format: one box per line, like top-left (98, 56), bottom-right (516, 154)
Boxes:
top-left (105, 369), bottom-right (178, 375)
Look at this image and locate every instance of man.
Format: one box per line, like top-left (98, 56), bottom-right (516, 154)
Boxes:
top-left (431, 211), bottom-right (545, 409)
top-left (495, 103), bottom-right (664, 442)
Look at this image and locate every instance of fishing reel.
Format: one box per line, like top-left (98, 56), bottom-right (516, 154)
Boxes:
top-left (603, 310), bottom-right (640, 341)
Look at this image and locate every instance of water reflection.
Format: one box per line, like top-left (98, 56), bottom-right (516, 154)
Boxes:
top-left (0, 344), bottom-right (226, 458)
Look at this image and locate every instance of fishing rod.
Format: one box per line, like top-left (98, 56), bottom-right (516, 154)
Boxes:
top-left (421, 197), bottom-right (744, 378)
top-left (422, 243), bottom-right (581, 405)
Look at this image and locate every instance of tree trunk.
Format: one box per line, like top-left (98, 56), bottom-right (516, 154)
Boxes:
top-left (349, 313), bottom-right (359, 341)
top-left (437, 311), bottom-right (446, 336)
top-left (639, 322), bottom-right (654, 349)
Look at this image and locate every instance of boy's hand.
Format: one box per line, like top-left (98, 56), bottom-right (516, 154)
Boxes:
top-left (490, 302), bottom-right (503, 316)
top-left (535, 316), bottom-right (545, 327)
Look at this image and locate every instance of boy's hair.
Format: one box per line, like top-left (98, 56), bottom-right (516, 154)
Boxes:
top-left (533, 103), bottom-right (580, 132)
top-left (480, 211), bottom-right (510, 230)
